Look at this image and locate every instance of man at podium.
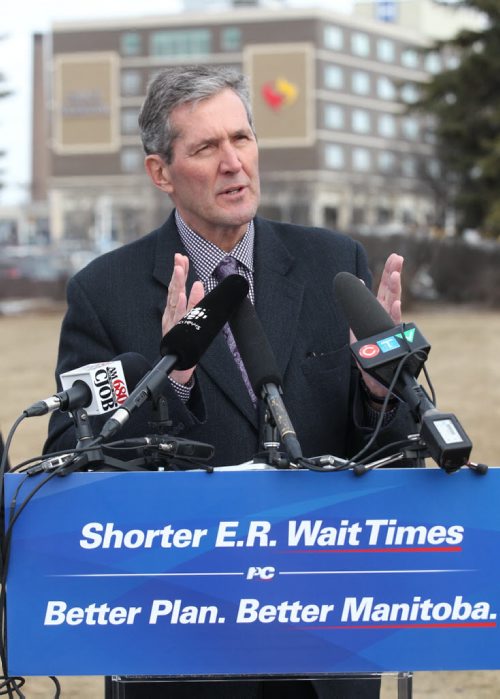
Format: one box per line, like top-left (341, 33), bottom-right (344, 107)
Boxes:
top-left (45, 65), bottom-right (416, 698)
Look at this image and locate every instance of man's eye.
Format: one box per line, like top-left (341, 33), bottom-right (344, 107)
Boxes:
top-left (195, 144), bottom-right (212, 154)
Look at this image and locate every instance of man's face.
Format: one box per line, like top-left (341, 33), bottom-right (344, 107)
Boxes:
top-left (158, 89), bottom-right (261, 249)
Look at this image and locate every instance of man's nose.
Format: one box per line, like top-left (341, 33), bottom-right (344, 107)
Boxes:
top-left (219, 143), bottom-right (242, 172)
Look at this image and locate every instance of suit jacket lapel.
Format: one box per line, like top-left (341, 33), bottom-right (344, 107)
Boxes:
top-left (253, 218), bottom-right (305, 380)
top-left (152, 212), bottom-right (191, 314)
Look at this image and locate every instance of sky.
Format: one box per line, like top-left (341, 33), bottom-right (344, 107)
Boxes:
top-left (0, 0), bottom-right (353, 206)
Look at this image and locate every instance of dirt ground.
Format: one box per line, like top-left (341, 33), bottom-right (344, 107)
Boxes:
top-left (1, 305), bottom-right (499, 698)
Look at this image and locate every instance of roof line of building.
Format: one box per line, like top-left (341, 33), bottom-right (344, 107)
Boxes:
top-left (51, 7), bottom-right (425, 43)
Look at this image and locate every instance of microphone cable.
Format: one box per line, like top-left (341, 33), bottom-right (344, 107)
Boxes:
top-left (337, 347), bottom-right (432, 473)
top-left (0, 465), bottom-right (64, 699)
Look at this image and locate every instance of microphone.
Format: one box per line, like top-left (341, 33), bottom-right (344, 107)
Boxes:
top-left (334, 272), bottom-right (472, 472)
top-left (99, 274), bottom-right (249, 441)
top-left (229, 297), bottom-right (303, 463)
top-left (24, 353), bottom-right (152, 418)
top-left (334, 271), bottom-right (431, 402)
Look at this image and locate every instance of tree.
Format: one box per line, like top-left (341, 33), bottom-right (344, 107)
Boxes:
top-left (411, 1), bottom-right (500, 236)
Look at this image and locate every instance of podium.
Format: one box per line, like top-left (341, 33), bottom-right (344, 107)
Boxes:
top-left (4, 467), bottom-right (500, 696)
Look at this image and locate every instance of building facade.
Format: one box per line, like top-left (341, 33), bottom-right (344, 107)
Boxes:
top-left (32, 5), bottom-right (455, 244)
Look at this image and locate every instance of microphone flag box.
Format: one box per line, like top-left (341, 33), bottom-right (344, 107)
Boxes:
top-left (351, 322), bottom-right (430, 386)
top-left (60, 361), bottom-right (129, 415)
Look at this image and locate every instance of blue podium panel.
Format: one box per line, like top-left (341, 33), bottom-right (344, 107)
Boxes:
top-left (4, 468), bottom-right (500, 676)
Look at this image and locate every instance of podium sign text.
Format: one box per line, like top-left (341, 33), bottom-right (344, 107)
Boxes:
top-left (4, 468), bottom-right (500, 676)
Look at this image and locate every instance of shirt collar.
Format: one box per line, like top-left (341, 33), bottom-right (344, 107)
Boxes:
top-left (175, 210), bottom-right (254, 284)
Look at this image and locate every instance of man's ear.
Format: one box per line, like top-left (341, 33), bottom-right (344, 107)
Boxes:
top-left (144, 154), bottom-right (173, 194)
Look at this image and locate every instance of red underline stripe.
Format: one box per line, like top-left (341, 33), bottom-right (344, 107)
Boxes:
top-left (291, 622), bottom-right (496, 630)
top-left (283, 547), bottom-right (462, 554)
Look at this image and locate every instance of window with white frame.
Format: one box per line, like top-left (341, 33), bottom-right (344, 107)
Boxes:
top-left (425, 52), bottom-right (442, 74)
top-left (121, 32), bottom-right (142, 56)
top-left (427, 159), bottom-right (441, 178)
top-left (352, 70), bottom-right (370, 95)
top-left (121, 108), bottom-right (139, 134)
top-left (351, 32), bottom-right (370, 57)
top-left (352, 147), bottom-right (371, 171)
top-left (150, 29), bottom-right (211, 56)
top-left (324, 104), bottom-right (345, 130)
top-left (324, 65), bottom-right (344, 90)
top-left (402, 117), bottom-right (419, 140)
top-left (402, 156), bottom-right (417, 178)
top-left (325, 144), bottom-right (345, 169)
top-left (221, 27), bottom-right (241, 52)
top-left (377, 113), bottom-right (396, 137)
top-left (352, 109), bottom-right (371, 133)
top-left (377, 150), bottom-right (396, 173)
top-left (121, 70), bottom-right (142, 96)
top-left (400, 82), bottom-right (419, 104)
top-left (324, 25), bottom-right (344, 51)
top-left (377, 76), bottom-right (396, 100)
top-left (402, 48), bottom-right (419, 68)
top-left (377, 38), bottom-right (395, 63)
top-left (121, 148), bottom-right (143, 173)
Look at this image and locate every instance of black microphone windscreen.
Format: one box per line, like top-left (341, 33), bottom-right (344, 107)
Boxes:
top-left (115, 352), bottom-right (153, 391)
top-left (334, 271), bottom-right (395, 339)
top-left (159, 274), bottom-right (249, 370)
top-left (229, 296), bottom-right (282, 393)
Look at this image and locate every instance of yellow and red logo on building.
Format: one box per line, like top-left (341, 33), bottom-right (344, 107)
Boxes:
top-left (261, 77), bottom-right (299, 111)
top-left (244, 43), bottom-right (313, 146)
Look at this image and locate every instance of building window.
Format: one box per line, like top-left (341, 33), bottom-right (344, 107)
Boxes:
top-left (377, 113), bottom-right (396, 137)
top-left (325, 144), bottom-right (345, 169)
top-left (121, 108), bottom-right (139, 135)
top-left (324, 207), bottom-right (338, 229)
top-left (402, 117), bottom-right (419, 140)
top-left (402, 48), bottom-right (419, 69)
top-left (376, 76), bottom-right (396, 101)
top-left (377, 207), bottom-right (393, 224)
top-left (351, 32), bottom-right (370, 57)
top-left (121, 148), bottom-right (143, 173)
top-left (377, 38), bottom-right (395, 63)
top-left (352, 109), bottom-right (371, 133)
top-left (150, 29), bottom-right (212, 56)
top-left (121, 32), bottom-right (142, 56)
top-left (425, 52), bottom-right (442, 74)
top-left (324, 25), bottom-right (343, 51)
top-left (400, 82), bottom-right (419, 104)
top-left (402, 156), bottom-right (417, 178)
top-left (446, 54), bottom-right (460, 70)
top-left (324, 65), bottom-right (344, 90)
top-left (352, 208), bottom-right (365, 225)
top-left (324, 104), bottom-right (344, 129)
top-left (121, 70), bottom-right (142, 96)
top-left (352, 70), bottom-right (370, 95)
top-left (378, 150), bottom-right (396, 173)
top-left (221, 27), bottom-right (241, 52)
top-left (427, 159), bottom-right (441, 178)
top-left (352, 147), bottom-right (371, 171)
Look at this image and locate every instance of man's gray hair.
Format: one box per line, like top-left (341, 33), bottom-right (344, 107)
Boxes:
top-left (138, 65), bottom-right (255, 163)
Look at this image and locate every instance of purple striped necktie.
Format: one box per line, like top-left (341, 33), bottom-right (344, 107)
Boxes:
top-left (214, 256), bottom-right (257, 406)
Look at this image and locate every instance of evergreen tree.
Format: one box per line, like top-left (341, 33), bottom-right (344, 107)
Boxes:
top-left (412, 1), bottom-right (500, 236)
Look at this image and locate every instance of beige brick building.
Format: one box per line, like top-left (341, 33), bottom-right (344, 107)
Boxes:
top-left (31, 4), bottom-right (461, 244)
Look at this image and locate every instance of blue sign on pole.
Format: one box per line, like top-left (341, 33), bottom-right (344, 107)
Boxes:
top-left (377, 0), bottom-right (397, 23)
top-left (4, 468), bottom-right (500, 677)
